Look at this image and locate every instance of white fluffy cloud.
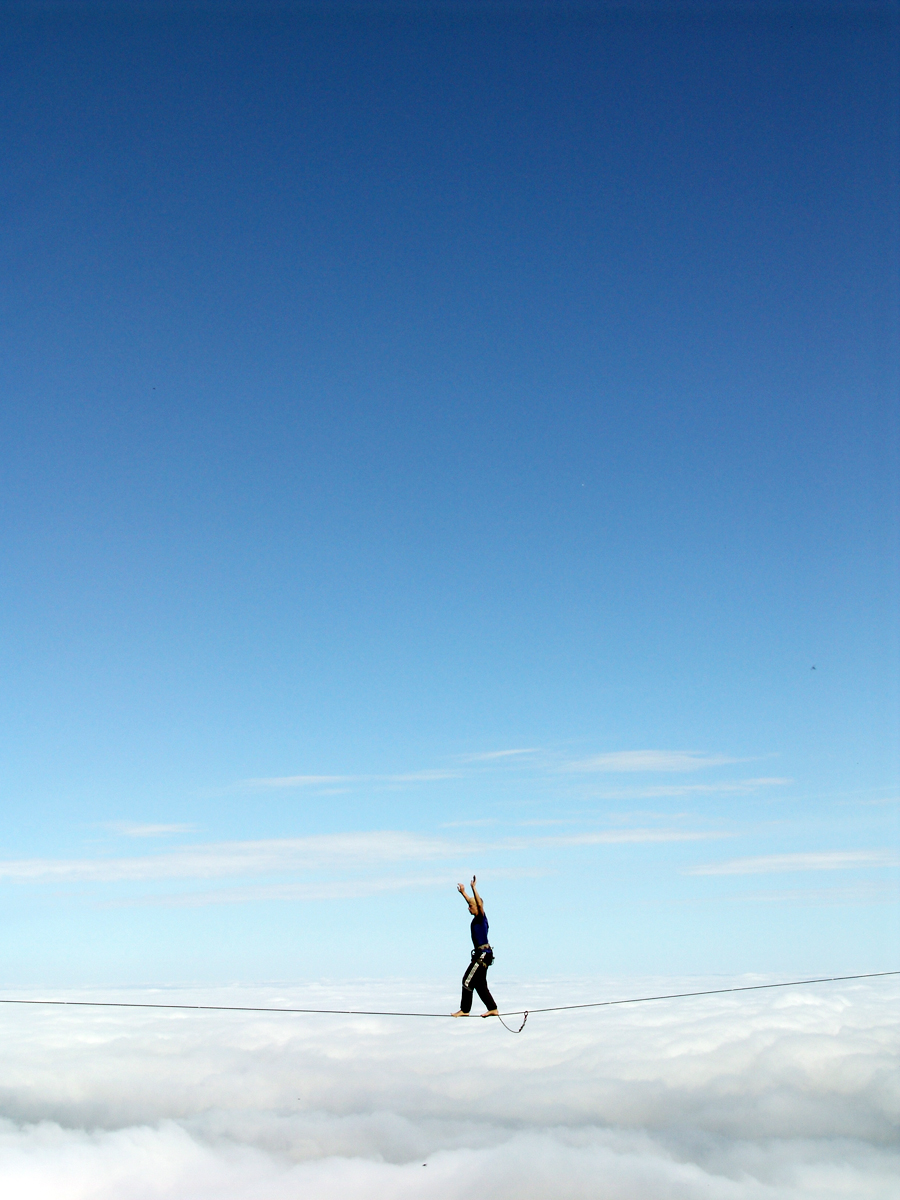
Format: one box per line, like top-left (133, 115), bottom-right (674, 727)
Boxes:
top-left (0, 975), bottom-right (897, 1198)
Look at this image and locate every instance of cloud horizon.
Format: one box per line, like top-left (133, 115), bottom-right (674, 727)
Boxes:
top-left (0, 975), bottom-right (896, 1199)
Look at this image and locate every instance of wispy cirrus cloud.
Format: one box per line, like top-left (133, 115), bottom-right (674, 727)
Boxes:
top-left (564, 751), bottom-right (742, 773)
top-left (0, 825), bottom-right (726, 888)
top-left (440, 818), bottom-right (499, 828)
top-left (458, 748), bottom-right (539, 762)
top-left (508, 829), bottom-right (727, 850)
top-left (689, 850), bottom-right (898, 876)
top-left (377, 770), bottom-right (462, 783)
top-left (0, 831), bottom-right (463, 884)
top-left (242, 775), bottom-right (352, 787)
top-left (242, 769), bottom-right (460, 788)
top-left (99, 823), bottom-right (198, 838)
top-left (592, 778), bottom-right (790, 800)
top-left (111, 874), bottom-right (457, 907)
top-left (240, 749), bottom-right (760, 788)
top-left (105, 867), bottom-right (549, 908)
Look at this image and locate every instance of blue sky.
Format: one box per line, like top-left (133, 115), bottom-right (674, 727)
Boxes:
top-left (0, 1), bottom-right (897, 987)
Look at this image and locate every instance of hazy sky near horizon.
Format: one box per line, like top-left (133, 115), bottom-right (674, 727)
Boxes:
top-left (0, 1), bottom-right (898, 986)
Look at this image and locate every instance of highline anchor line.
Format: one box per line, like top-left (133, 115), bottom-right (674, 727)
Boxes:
top-left (0, 970), bottom-right (896, 1035)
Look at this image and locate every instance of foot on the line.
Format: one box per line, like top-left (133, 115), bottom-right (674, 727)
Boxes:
top-left (482, 1009), bottom-right (499, 1017)
top-left (451, 1010), bottom-right (468, 1017)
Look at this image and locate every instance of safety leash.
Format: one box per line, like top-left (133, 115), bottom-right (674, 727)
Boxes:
top-left (496, 1010), bottom-right (528, 1033)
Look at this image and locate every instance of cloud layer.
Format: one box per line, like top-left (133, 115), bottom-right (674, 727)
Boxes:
top-left (0, 975), bottom-right (897, 1198)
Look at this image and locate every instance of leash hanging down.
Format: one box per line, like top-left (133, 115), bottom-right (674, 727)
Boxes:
top-left (496, 1010), bottom-right (528, 1033)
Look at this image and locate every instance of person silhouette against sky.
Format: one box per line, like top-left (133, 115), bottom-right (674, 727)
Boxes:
top-left (452, 876), bottom-right (499, 1018)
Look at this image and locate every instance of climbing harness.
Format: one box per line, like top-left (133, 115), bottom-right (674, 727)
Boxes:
top-left (464, 944), bottom-right (494, 991)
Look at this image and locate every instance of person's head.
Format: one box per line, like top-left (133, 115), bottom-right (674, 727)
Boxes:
top-left (468, 901), bottom-right (478, 916)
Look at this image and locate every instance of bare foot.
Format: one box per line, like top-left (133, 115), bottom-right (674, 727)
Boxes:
top-left (482, 1009), bottom-right (499, 1018)
top-left (451, 1010), bottom-right (468, 1017)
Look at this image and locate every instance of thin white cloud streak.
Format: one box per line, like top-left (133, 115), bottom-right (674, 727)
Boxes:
top-left (606, 811), bottom-right (690, 823)
top-left (689, 851), bottom-right (899, 876)
top-left (134, 875), bottom-right (452, 906)
top-left (0, 977), bottom-right (896, 1199)
top-left (0, 828), bottom-right (724, 886)
top-left (381, 771), bottom-right (462, 783)
top-left (243, 769), bottom-right (461, 788)
top-left (240, 751), bottom-right (769, 790)
top-left (564, 751), bottom-right (742, 773)
top-left (100, 823), bottom-right (198, 838)
top-left (458, 749), bottom-right (539, 762)
top-left (243, 774), bottom-right (353, 787)
top-left (516, 818), bottom-right (573, 826)
top-left (0, 832), bottom-right (463, 884)
top-left (592, 778), bottom-right (790, 799)
top-left (508, 830), bottom-right (727, 850)
top-left (105, 868), bottom-right (548, 908)
top-left (244, 755), bottom-right (541, 788)
top-left (440, 818), bottom-right (499, 828)
top-left (239, 749), bottom-right (771, 791)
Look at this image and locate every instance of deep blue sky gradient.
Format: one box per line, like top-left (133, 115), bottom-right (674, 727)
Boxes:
top-left (0, 3), bottom-right (897, 985)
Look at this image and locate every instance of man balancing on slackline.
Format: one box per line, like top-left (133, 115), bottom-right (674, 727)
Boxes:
top-left (452, 875), bottom-right (499, 1018)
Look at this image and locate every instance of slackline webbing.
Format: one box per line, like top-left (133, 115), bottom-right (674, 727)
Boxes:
top-left (0, 970), bottom-right (896, 1029)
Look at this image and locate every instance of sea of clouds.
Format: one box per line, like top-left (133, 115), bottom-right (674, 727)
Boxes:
top-left (0, 974), bottom-right (897, 1199)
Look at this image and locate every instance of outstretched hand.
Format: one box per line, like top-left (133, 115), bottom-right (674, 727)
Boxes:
top-left (457, 882), bottom-right (466, 895)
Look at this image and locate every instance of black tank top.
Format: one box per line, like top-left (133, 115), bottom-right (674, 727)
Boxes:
top-left (470, 910), bottom-right (489, 947)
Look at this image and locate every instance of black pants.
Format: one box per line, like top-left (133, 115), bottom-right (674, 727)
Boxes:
top-left (460, 952), bottom-right (496, 1013)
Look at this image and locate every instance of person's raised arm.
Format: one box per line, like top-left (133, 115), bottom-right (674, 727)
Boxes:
top-left (457, 881), bottom-right (473, 906)
top-left (470, 875), bottom-right (484, 914)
